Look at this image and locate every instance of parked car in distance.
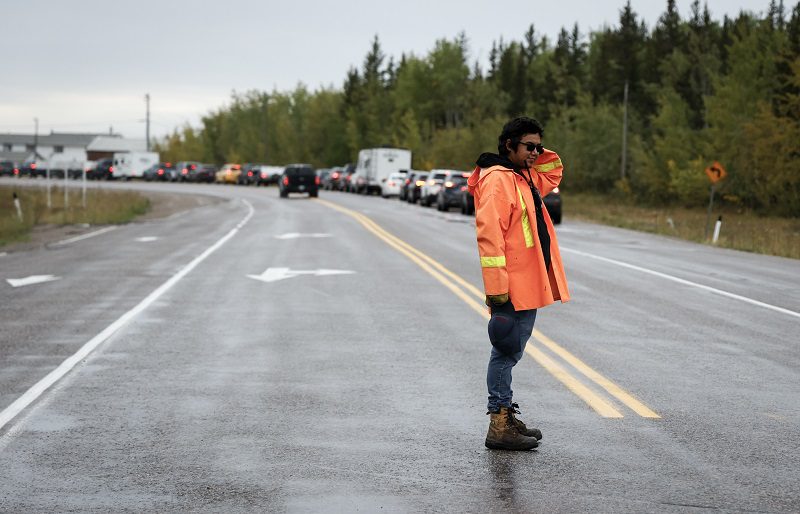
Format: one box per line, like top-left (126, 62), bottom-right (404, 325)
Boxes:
top-left (323, 166), bottom-right (343, 190)
top-left (172, 161), bottom-right (201, 182)
top-left (419, 170), bottom-right (452, 207)
top-left (142, 163), bottom-right (159, 181)
top-left (0, 160), bottom-right (20, 176)
top-left (239, 163), bottom-right (262, 185)
top-left (460, 186), bottom-right (475, 215)
top-left (142, 162), bottom-right (174, 182)
top-left (407, 173), bottom-right (428, 204)
top-left (255, 165), bottom-right (284, 186)
top-left (194, 164), bottom-right (218, 183)
top-left (338, 163), bottom-right (356, 191)
top-left (216, 163), bottom-right (242, 184)
top-left (381, 172), bottom-right (407, 198)
top-left (347, 165), bottom-right (367, 193)
top-left (436, 172), bottom-right (470, 211)
top-left (279, 164), bottom-right (318, 198)
top-left (88, 158), bottom-right (114, 180)
top-left (317, 168), bottom-right (331, 189)
top-left (543, 187), bottom-right (562, 224)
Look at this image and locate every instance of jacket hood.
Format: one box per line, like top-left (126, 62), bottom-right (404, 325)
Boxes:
top-left (468, 153), bottom-right (517, 195)
top-left (475, 152), bottom-right (518, 170)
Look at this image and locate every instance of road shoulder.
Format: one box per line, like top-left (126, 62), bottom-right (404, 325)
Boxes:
top-left (0, 190), bottom-right (224, 253)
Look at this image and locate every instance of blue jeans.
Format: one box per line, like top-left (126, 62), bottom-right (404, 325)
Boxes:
top-left (487, 309), bottom-right (537, 412)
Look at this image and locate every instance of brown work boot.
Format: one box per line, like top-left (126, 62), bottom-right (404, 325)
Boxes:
top-left (510, 403), bottom-right (542, 440)
top-left (484, 407), bottom-right (539, 450)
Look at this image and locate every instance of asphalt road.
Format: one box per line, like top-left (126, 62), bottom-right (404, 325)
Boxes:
top-left (1, 178), bottom-right (798, 512)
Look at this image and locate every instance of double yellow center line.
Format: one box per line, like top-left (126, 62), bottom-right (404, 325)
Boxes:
top-left (316, 198), bottom-right (659, 419)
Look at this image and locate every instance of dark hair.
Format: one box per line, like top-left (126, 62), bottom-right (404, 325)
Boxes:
top-left (497, 117), bottom-right (544, 156)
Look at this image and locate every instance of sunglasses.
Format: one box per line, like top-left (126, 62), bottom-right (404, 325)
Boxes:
top-left (518, 141), bottom-right (544, 154)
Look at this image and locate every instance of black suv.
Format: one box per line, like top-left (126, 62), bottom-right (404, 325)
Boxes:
top-left (279, 164), bottom-right (318, 198)
top-left (88, 158), bottom-right (114, 180)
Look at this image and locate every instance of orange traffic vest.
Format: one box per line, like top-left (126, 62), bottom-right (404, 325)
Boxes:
top-left (467, 149), bottom-right (570, 311)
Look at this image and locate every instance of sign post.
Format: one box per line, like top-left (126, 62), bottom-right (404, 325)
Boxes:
top-left (704, 161), bottom-right (727, 239)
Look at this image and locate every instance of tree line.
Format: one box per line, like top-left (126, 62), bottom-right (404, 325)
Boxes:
top-left (156, 0), bottom-right (800, 216)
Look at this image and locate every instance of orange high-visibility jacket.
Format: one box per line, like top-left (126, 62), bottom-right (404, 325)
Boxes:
top-left (467, 149), bottom-right (570, 311)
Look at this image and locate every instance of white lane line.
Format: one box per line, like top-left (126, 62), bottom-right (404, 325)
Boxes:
top-left (52, 226), bottom-right (118, 246)
top-left (561, 247), bottom-right (800, 320)
top-left (0, 199), bottom-right (255, 434)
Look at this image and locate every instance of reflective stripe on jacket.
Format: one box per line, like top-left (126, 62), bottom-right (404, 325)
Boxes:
top-left (467, 149), bottom-right (570, 311)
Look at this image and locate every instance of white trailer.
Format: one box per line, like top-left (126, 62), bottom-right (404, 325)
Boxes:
top-left (112, 151), bottom-right (159, 180)
top-left (356, 147), bottom-right (412, 195)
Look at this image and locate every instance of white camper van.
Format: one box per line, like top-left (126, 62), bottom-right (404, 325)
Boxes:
top-left (355, 147), bottom-right (412, 195)
top-left (112, 152), bottom-right (159, 180)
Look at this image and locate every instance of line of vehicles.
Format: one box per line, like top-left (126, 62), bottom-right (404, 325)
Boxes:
top-left (318, 148), bottom-right (562, 223)
top-left (2, 145), bottom-right (561, 222)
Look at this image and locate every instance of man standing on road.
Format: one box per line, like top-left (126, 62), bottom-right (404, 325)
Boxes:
top-left (467, 117), bottom-right (570, 451)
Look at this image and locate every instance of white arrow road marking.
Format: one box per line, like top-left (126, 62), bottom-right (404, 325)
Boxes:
top-left (7, 275), bottom-right (61, 287)
top-left (135, 237), bottom-right (159, 242)
top-left (247, 267), bottom-right (355, 283)
top-left (274, 233), bottom-right (332, 240)
top-left (0, 199), bottom-right (255, 434)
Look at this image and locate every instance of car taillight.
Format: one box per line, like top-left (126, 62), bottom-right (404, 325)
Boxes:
top-left (109, 166), bottom-right (114, 172)
top-left (182, 168), bottom-right (188, 174)
top-left (248, 171), bottom-right (253, 177)
top-left (261, 172), bottom-right (267, 178)
top-left (444, 181), bottom-right (454, 188)
top-left (315, 176), bottom-right (320, 185)
top-left (31, 163), bottom-right (37, 169)
top-left (283, 176), bottom-right (289, 186)
top-left (13, 168), bottom-right (19, 175)
top-left (332, 172), bottom-right (340, 179)
top-left (404, 179), bottom-right (410, 185)
top-left (553, 187), bottom-right (560, 193)
top-left (460, 186), bottom-right (467, 191)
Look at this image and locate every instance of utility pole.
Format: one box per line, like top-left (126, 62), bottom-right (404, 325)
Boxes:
top-left (33, 117), bottom-right (39, 164)
top-left (620, 80), bottom-right (629, 181)
top-left (145, 93), bottom-right (151, 151)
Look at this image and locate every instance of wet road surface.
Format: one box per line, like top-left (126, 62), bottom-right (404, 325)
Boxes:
top-left (1, 178), bottom-right (798, 512)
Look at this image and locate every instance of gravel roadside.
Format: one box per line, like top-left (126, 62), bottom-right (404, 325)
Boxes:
top-left (1, 190), bottom-right (224, 253)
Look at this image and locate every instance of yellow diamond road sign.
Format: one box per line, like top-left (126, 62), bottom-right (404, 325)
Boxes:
top-left (705, 161), bottom-right (727, 184)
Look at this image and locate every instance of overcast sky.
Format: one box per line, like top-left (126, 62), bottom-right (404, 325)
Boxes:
top-left (2, 0), bottom-right (774, 141)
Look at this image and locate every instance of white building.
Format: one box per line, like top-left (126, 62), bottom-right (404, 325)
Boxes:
top-left (0, 132), bottom-right (146, 166)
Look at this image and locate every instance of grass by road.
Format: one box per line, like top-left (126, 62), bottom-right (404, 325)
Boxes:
top-left (0, 185), bottom-right (150, 247)
top-left (566, 192), bottom-right (800, 260)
